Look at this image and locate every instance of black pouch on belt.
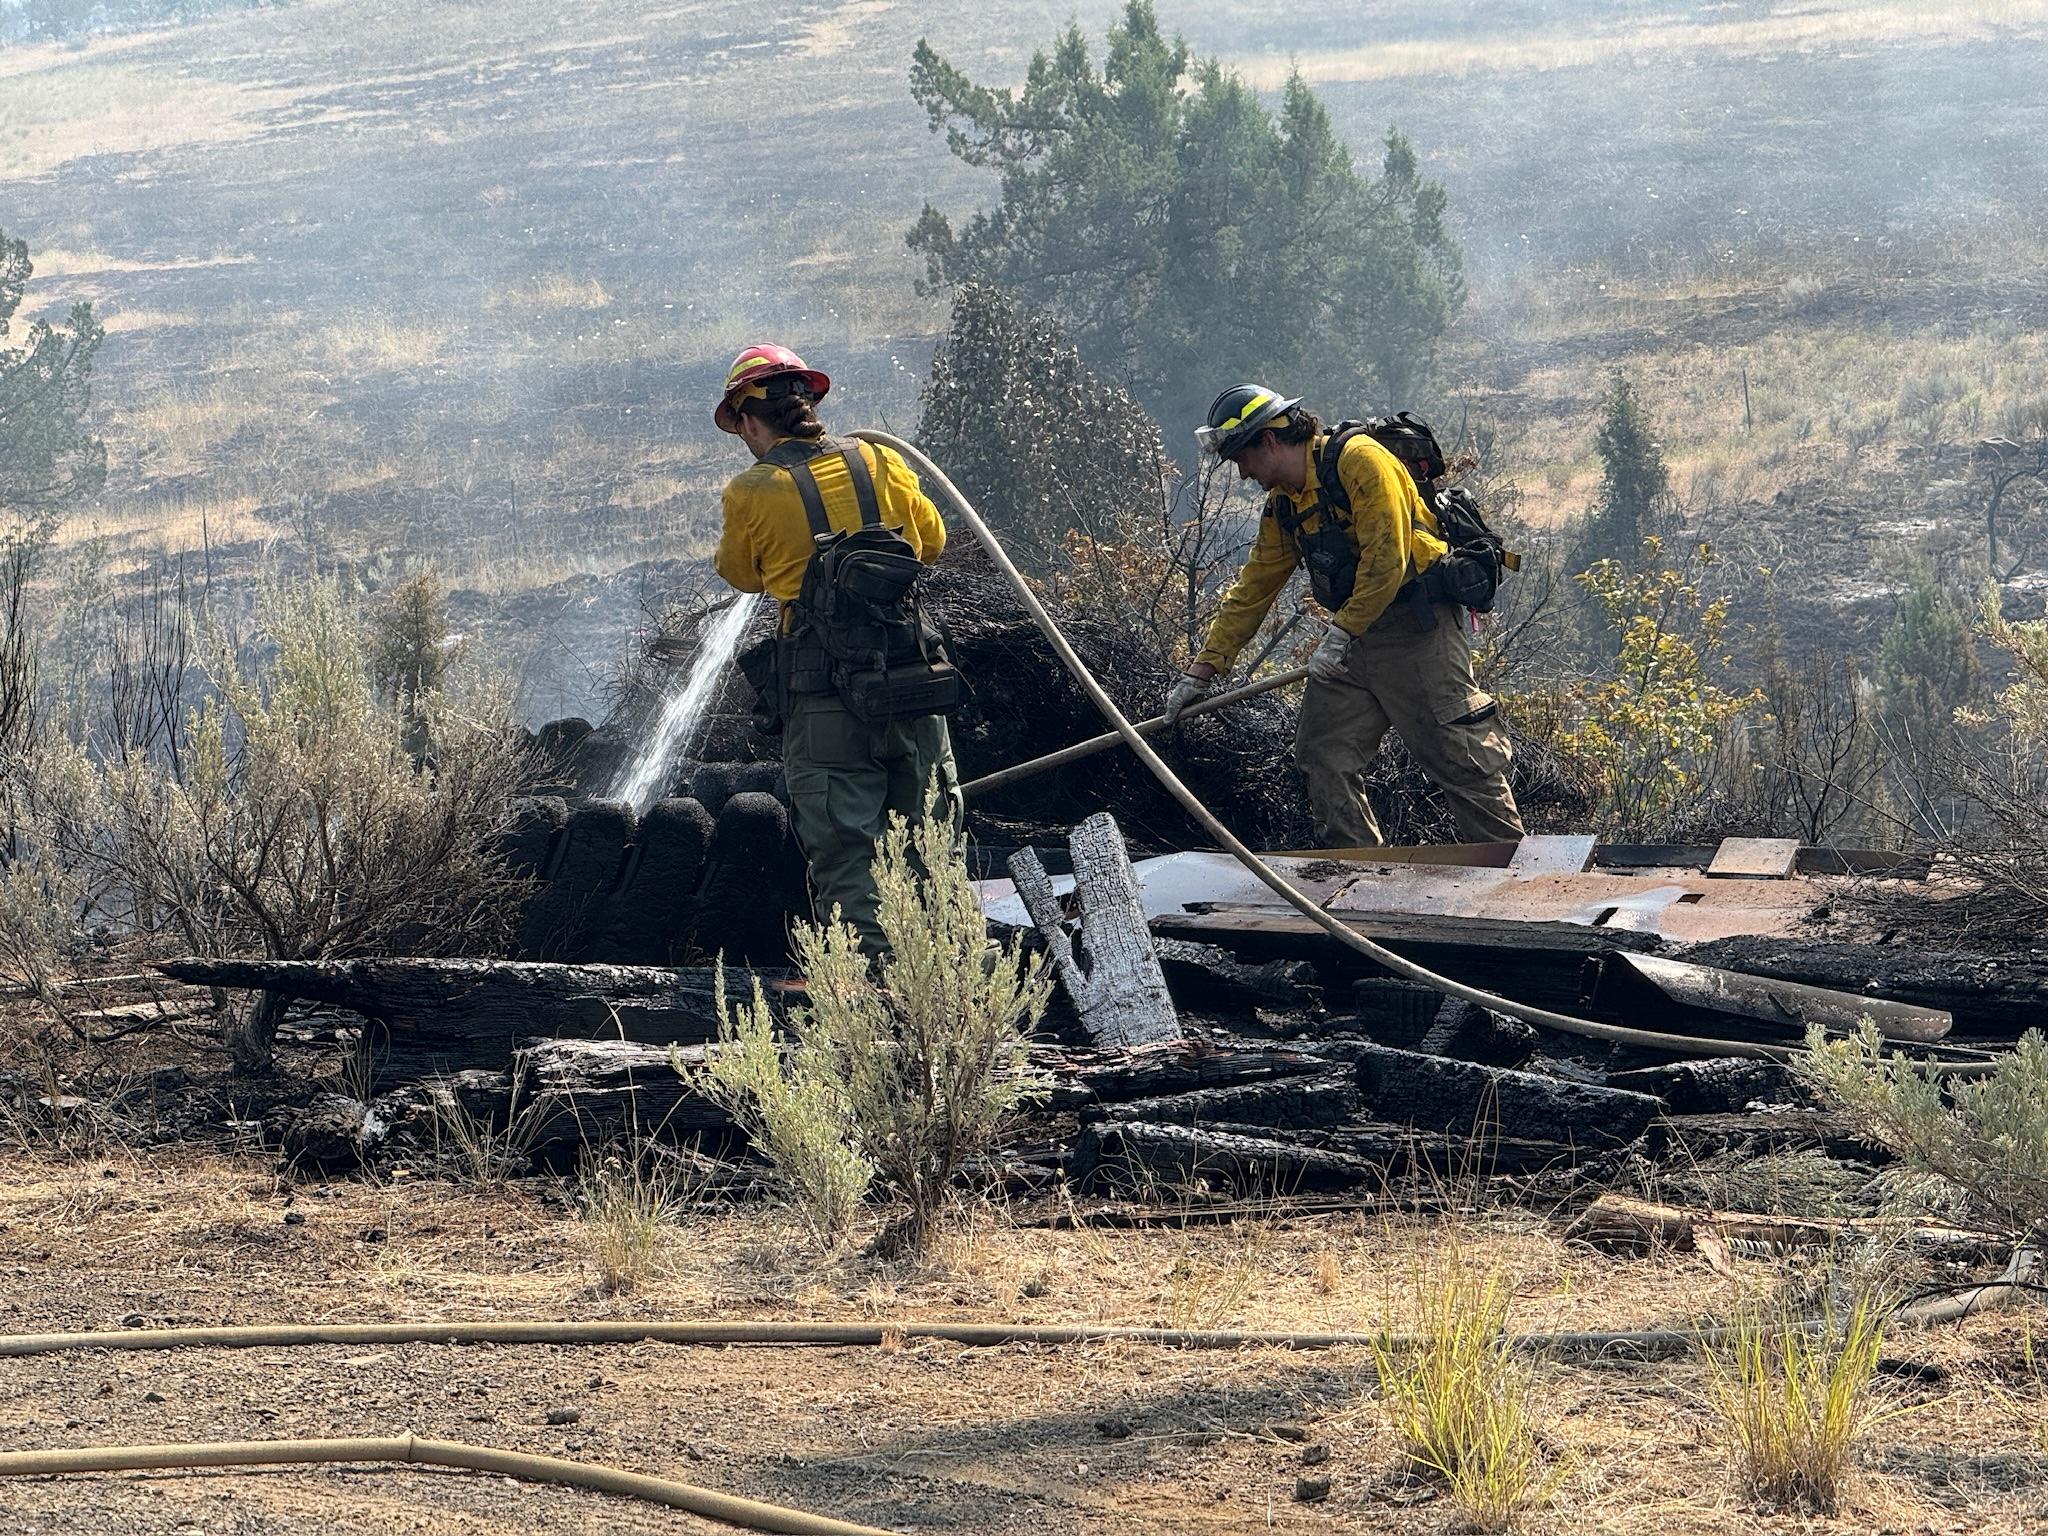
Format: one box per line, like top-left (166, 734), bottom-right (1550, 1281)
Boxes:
top-left (736, 634), bottom-right (784, 736)
top-left (837, 659), bottom-right (966, 725)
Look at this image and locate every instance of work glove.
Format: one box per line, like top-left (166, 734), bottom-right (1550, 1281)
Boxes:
top-left (1307, 621), bottom-right (1354, 682)
top-left (1162, 672), bottom-right (1217, 726)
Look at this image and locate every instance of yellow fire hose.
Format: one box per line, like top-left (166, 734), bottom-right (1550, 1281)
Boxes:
top-left (0, 1266), bottom-right (2026, 1522)
top-left (0, 1434), bottom-right (894, 1535)
top-left (855, 432), bottom-right (1849, 1065)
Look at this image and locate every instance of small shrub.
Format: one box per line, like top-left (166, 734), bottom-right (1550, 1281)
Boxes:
top-left (1555, 538), bottom-right (1759, 838)
top-left (695, 790), bottom-right (1052, 1253)
top-left (43, 576), bottom-right (534, 1071)
top-left (696, 971), bottom-right (875, 1248)
top-left (1706, 1296), bottom-right (1887, 1514)
top-left (1371, 1250), bottom-right (1554, 1531)
top-left (1797, 1020), bottom-right (2048, 1242)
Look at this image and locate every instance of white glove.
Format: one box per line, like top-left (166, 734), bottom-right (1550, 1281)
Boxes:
top-left (1307, 621), bottom-right (1354, 682)
top-left (1162, 672), bottom-right (1218, 726)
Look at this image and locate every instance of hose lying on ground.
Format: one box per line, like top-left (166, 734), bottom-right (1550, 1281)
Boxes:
top-left (855, 428), bottom-right (1996, 1079)
top-left (2, 1261), bottom-right (2032, 1366)
top-left (0, 1434), bottom-right (894, 1536)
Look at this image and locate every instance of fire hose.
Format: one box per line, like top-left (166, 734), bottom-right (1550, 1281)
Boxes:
top-left (855, 430), bottom-right (1994, 1074)
top-left (5, 439), bottom-right (2011, 1524)
top-left (0, 1262), bottom-right (2032, 1524)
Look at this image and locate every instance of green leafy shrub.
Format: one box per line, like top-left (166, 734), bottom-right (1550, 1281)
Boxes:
top-left (696, 793), bottom-right (1051, 1252)
top-left (1553, 538), bottom-right (1759, 838)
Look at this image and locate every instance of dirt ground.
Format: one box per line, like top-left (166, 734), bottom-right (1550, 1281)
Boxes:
top-left (0, 1150), bottom-right (2042, 1535)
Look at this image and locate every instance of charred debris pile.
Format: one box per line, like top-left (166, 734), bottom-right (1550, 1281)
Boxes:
top-left (506, 547), bottom-right (1589, 964)
top-left (155, 809), bottom-right (2038, 1223)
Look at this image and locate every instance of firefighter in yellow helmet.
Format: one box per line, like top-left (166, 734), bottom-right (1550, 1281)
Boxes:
top-left (712, 344), bottom-right (963, 953)
top-left (1166, 385), bottom-right (1523, 848)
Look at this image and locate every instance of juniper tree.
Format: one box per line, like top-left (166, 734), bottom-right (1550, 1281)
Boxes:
top-left (907, 1), bottom-right (1464, 435)
top-left (916, 283), bottom-right (1165, 571)
top-left (1576, 371), bottom-right (1669, 569)
top-left (0, 228), bottom-right (105, 547)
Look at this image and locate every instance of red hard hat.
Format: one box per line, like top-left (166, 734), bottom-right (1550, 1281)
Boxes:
top-left (715, 343), bottom-right (831, 433)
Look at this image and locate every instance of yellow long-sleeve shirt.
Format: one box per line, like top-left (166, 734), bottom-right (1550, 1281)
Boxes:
top-left (1195, 431), bottom-right (1447, 672)
top-left (714, 438), bottom-right (948, 613)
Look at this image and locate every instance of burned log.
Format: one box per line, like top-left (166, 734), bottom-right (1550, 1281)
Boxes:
top-left (1074, 1118), bottom-right (1580, 1195)
top-left (1582, 950), bottom-right (1951, 1045)
top-left (1150, 906), bottom-right (1658, 1011)
top-left (1303, 1040), bottom-right (1663, 1149)
top-left (155, 957), bottom-right (795, 1065)
top-left (1604, 1057), bottom-right (1805, 1114)
top-left (1677, 936), bottom-right (2048, 1042)
top-left (1414, 1002), bottom-right (1538, 1068)
top-left (1080, 1072), bottom-right (1367, 1134)
top-left (1040, 1039), bottom-right (1329, 1111)
top-left (1565, 1193), bottom-right (2001, 1263)
top-left (1153, 939), bottom-right (1322, 1014)
top-left (1009, 814), bottom-right (1182, 1048)
top-left (1075, 1120), bottom-right (1388, 1195)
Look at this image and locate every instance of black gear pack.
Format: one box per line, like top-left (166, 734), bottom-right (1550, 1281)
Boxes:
top-left (737, 437), bottom-right (964, 731)
top-left (1269, 414), bottom-right (1519, 624)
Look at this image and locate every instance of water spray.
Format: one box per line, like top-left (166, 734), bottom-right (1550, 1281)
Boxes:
top-left (609, 594), bottom-right (759, 814)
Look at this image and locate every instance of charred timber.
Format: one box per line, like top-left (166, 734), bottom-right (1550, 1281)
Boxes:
top-left (1074, 1119), bottom-right (1580, 1195)
top-left (1677, 936), bottom-right (2048, 1042)
top-left (1149, 906), bottom-right (1658, 1012)
top-left (1304, 1040), bottom-right (1664, 1149)
top-left (155, 957), bottom-right (796, 1061)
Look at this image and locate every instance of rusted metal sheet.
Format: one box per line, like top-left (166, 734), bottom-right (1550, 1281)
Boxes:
top-left (1509, 834), bottom-right (1599, 875)
top-left (1707, 837), bottom-right (1801, 879)
top-left (978, 840), bottom-right (1916, 944)
top-left (1581, 950), bottom-right (1952, 1044)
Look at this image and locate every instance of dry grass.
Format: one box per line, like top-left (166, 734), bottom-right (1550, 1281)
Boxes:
top-left (1370, 1247), bottom-right (1557, 1530)
top-left (574, 1144), bottom-right (689, 1295)
top-left (1244, 0), bottom-right (2048, 88)
top-left (0, 1149), bottom-right (2043, 1531)
top-left (0, 60), bottom-right (302, 179)
top-left (314, 314), bottom-right (451, 373)
top-left (482, 272), bottom-right (614, 315)
top-left (1706, 1297), bottom-right (1892, 1514)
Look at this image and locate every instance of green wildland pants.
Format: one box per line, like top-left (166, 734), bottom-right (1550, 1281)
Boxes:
top-left (1293, 601), bottom-right (1524, 849)
top-left (781, 692), bottom-right (961, 954)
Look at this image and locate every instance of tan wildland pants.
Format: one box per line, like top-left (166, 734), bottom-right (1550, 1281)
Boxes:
top-left (1293, 602), bottom-right (1523, 848)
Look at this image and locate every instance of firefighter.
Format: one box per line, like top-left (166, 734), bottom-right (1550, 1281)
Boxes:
top-left (1163, 384), bottom-right (1523, 848)
top-left (712, 343), bottom-right (961, 952)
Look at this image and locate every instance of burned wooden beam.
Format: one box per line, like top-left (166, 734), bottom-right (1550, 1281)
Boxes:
top-left (1075, 1120), bottom-right (1390, 1194)
top-left (155, 957), bottom-right (795, 1062)
top-left (1079, 1072), bottom-right (1367, 1134)
top-left (1149, 905), bottom-right (1658, 1011)
top-left (1039, 1039), bottom-right (1330, 1111)
top-left (1075, 1118), bottom-right (1581, 1195)
top-left (1009, 814), bottom-right (1182, 1048)
top-left (1304, 1040), bottom-right (1663, 1148)
top-left (1677, 936), bottom-right (2048, 1042)
top-left (1581, 950), bottom-right (1951, 1045)
top-left (1152, 939), bottom-right (1322, 1014)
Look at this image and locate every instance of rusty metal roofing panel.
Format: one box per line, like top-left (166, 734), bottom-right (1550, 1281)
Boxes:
top-left (1708, 837), bottom-right (1802, 879)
